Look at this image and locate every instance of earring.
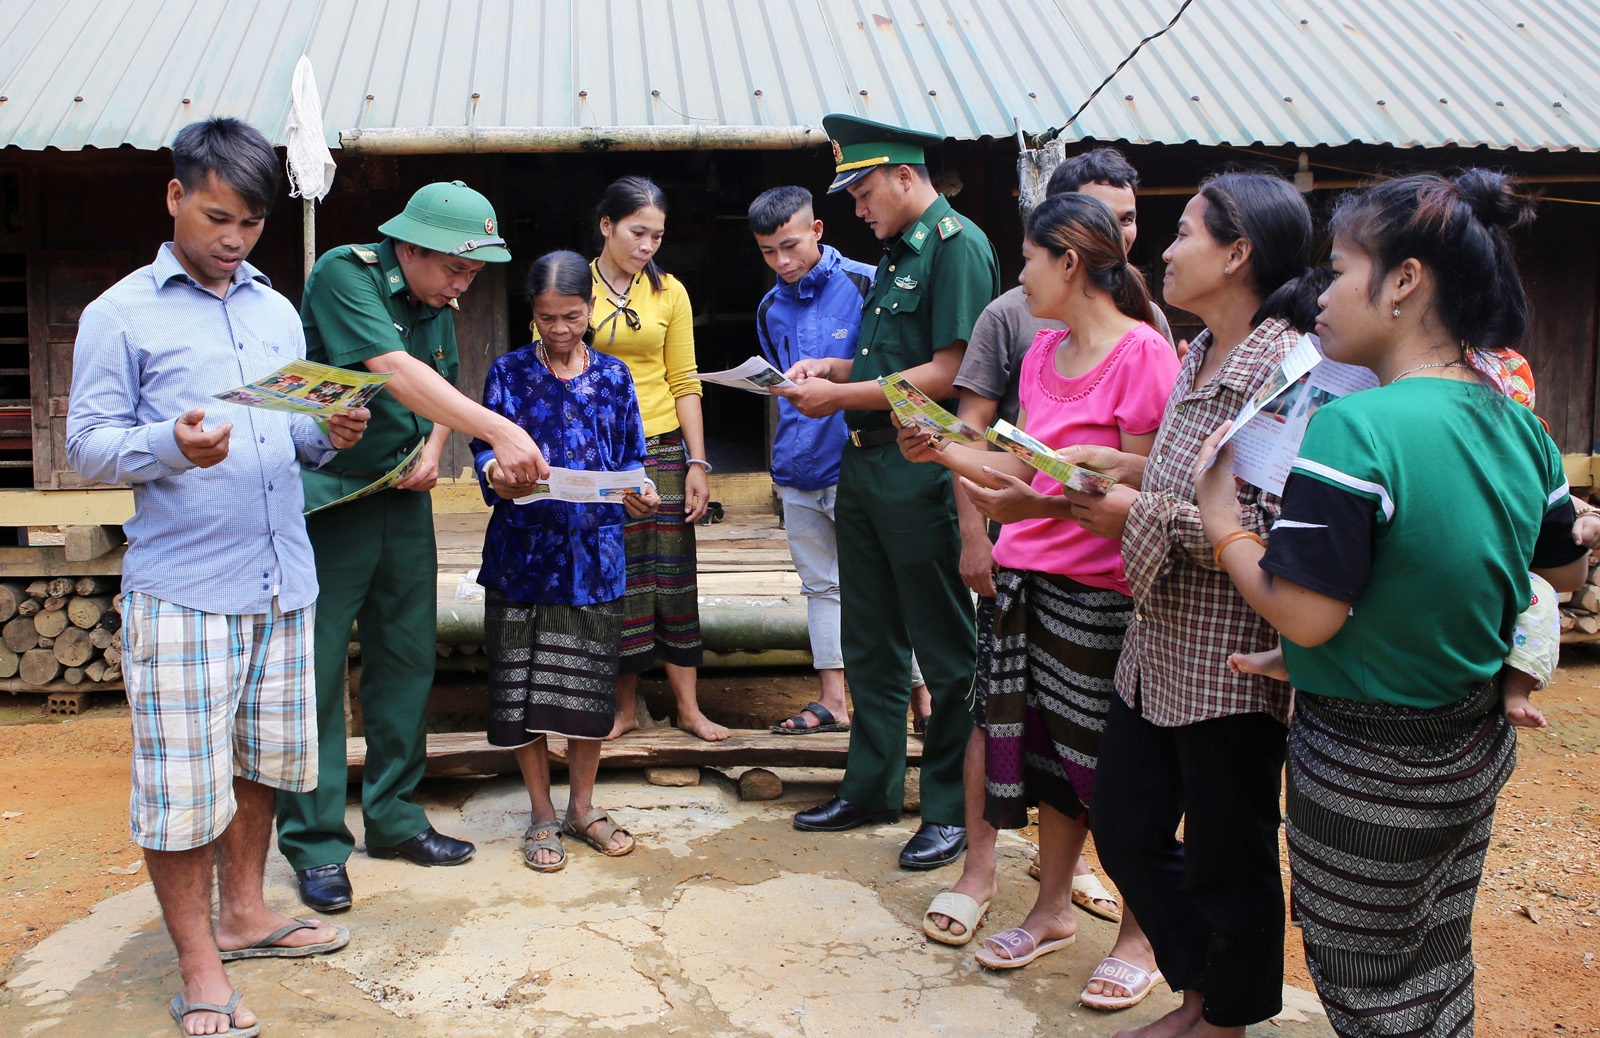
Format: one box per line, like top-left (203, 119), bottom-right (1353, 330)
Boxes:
top-left (1391, 304), bottom-right (1401, 318)
top-left (1223, 267), bottom-right (1232, 276)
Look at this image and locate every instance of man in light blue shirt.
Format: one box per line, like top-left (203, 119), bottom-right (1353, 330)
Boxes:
top-left (66, 118), bottom-right (366, 1038)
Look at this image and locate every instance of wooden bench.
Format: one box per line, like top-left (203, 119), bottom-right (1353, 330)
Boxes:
top-left (347, 728), bottom-right (923, 779)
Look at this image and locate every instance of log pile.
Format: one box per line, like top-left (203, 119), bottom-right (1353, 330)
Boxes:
top-left (0, 577), bottom-right (122, 686)
top-left (1558, 553), bottom-right (1600, 636)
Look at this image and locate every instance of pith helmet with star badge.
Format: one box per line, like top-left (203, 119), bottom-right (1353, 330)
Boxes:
top-left (378, 180), bottom-right (511, 262)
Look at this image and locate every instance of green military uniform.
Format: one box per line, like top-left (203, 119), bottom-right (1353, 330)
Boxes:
top-left (276, 183), bottom-right (509, 871)
top-left (828, 117), bottom-right (1001, 825)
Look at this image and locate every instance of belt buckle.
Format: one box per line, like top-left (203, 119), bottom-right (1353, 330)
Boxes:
top-left (849, 430), bottom-right (863, 448)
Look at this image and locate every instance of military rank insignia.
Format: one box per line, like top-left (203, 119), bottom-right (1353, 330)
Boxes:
top-left (349, 245), bottom-right (380, 264)
top-left (938, 215), bottom-right (963, 239)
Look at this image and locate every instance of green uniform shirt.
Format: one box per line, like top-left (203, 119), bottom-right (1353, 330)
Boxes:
top-left (1263, 380), bottom-right (1576, 709)
top-left (299, 239), bottom-right (459, 509)
top-left (846, 194), bottom-right (1001, 431)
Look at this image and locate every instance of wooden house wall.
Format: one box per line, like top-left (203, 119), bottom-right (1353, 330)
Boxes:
top-left (0, 139), bottom-right (1596, 498)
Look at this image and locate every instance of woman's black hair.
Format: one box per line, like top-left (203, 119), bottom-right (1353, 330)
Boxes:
top-left (1197, 171), bottom-right (1330, 332)
top-left (1329, 169), bottom-right (1536, 351)
top-left (526, 250), bottom-right (596, 346)
top-left (1024, 193), bottom-right (1153, 322)
top-left (594, 176), bottom-right (668, 292)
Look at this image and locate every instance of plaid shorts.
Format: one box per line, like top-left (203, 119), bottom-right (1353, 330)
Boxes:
top-left (124, 592), bottom-right (316, 852)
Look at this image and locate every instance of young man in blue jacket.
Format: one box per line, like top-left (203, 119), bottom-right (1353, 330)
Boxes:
top-left (750, 186), bottom-right (929, 736)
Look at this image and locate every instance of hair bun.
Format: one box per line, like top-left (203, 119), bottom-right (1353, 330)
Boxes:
top-left (1453, 169), bottom-right (1535, 231)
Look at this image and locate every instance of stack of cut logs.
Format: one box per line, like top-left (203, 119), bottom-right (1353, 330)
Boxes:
top-left (0, 577), bottom-right (122, 686)
top-left (1558, 552), bottom-right (1600, 635)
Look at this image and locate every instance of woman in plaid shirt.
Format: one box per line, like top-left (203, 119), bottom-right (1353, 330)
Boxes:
top-left (1055, 173), bottom-right (1329, 1036)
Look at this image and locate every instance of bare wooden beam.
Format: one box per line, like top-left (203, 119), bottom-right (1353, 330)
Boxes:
top-left (347, 728), bottom-right (924, 779)
top-left (62, 524), bottom-right (125, 562)
top-left (0, 544), bottom-right (126, 578)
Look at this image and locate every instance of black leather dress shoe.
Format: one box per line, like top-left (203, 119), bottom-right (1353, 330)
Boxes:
top-left (367, 826), bottom-right (475, 866)
top-left (899, 823), bottom-right (967, 870)
top-left (295, 863), bottom-right (352, 912)
top-left (793, 796), bottom-right (903, 832)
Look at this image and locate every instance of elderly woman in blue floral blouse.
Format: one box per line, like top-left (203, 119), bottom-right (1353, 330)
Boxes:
top-left (472, 250), bottom-right (659, 872)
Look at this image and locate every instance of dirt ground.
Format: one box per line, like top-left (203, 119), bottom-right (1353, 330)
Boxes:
top-left (2, 657), bottom-right (1597, 1035)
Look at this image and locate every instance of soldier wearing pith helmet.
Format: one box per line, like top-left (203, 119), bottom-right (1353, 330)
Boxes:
top-left (277, 181), bottom-right (551, 914)
top-left (779, 115), bottom-right (1001, 870)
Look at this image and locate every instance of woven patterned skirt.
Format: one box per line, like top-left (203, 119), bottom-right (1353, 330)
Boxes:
top-left (1287, 681), bottom-right (1515, 1038)
top-left (484, 592), bottom-right (622, 744)
top-left (980, 568), bottom-right (1132, 830)
top-left (619, 428), bottom-right (703, 675)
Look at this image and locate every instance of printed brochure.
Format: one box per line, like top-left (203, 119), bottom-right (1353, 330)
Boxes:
top-left (984, 419), bottom-right (1117, 495)
top-left (513, 467), bottom-right (656, 505)
top-left (304, 439), bottom-right (426, 516)
top-left (1218, 334), bottom-right (1379, 495)
top-left (215, 359), bottom-right (391, 416)
top-left (878, 373), bottom-right (985, 443)
top-left (693, 356), bottom-right (796, 393)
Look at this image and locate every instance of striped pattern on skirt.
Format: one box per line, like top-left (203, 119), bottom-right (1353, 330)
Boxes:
top-left (485, 592), bottom-right (622, 743)
top-left (980, 568), bottom-right (1132, 830)
top-left (1287, 681), bottom-right (1514, 1038)
top-left (619, 428), bottom-right (703, 674)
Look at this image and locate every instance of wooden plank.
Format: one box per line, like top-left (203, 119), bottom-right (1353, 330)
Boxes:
top-left (62, 523), bottom-right (124, 561)
top-left (0, 677), bottom-right (122, 694)
top-left (348, 728), bottom-right (924, 778)
top-left (0, 489), bottom-right (133, 526)
top-left (0, 543), bottom-right (126, 578)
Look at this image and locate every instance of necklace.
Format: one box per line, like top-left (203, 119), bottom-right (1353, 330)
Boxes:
top-left (537, 341), bottom-right (588, 382)
top-left (591, 259), bottom-right (642, 344)
top-left (1390, 359), bottom-right (1464, 383)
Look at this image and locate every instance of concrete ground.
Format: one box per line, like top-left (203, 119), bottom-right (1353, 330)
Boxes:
top-left (2, 769), bottom-right (1333, 1038)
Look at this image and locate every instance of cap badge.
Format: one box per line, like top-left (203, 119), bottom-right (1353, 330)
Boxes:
top-left (831, 139), bottom-right (843, 164)
top-left (485, 217), bottom-right (495, 234)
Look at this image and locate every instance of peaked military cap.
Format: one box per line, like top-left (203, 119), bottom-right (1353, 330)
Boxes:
top-left (823, 114), bottom-right (943, 194)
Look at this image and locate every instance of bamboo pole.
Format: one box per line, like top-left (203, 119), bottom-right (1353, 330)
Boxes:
top-left (339, 124), bottom-right (828, 154)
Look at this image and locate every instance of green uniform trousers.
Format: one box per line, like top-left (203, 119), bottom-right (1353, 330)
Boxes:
top-left (835, 442), bottom-right (975, 825)
top-left (275, 489), bottom-right (436, 870)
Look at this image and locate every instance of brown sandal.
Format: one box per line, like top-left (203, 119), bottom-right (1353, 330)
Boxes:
top-left (522, 820), bottom-right (566, 872)
top-left (563, 807), bottom-right (635, 857)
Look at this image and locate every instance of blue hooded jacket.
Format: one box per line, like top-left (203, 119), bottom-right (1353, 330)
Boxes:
top-left (755, 245), bottom-right (875, 490)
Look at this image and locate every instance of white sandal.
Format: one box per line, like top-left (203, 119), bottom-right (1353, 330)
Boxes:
top-left (921, 891), bottom-right (990, 947)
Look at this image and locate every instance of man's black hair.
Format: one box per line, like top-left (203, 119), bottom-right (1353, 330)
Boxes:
top-left (171, 117), bottom-right (281, 215)
top-left (1046, 147), bottom-right (1140, 197)
top-left (748, 186), bottom-right (814, 236)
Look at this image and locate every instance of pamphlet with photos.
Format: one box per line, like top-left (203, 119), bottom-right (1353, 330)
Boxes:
top-left (878, 373), bottom-right (985, 443)
top-left (304, 439), bottom-right (425, 516)
top-left (1216, 334), bottom-right (1379, 495)
top-left (985, 419), bottom-right (1117, 495)
top-left (692, 357), bottom-right (796, 393)
top-left (513, 467), bottom-right (656, 505)
top-left (215, 359), bottom-right (392, 416)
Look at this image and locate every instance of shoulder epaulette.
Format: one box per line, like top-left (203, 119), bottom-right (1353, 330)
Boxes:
top-left (348, 245), bottom-right (380, 264)
top-left (937, 215), bottom-right (964, 240)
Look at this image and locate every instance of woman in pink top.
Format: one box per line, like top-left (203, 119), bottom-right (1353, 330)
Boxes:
top-left (901, 193), bottom-right (1179, 997)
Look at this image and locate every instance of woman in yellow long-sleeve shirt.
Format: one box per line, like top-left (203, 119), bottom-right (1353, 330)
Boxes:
top-left (588, 176), bottom-right (727, 742)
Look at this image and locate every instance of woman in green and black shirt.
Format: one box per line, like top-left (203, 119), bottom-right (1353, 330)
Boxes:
top-left (1195, 170), bottom-right (1588, 1038)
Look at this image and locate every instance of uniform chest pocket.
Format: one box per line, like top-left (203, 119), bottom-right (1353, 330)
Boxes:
top-left (880, 288), bottom-right (923, 316)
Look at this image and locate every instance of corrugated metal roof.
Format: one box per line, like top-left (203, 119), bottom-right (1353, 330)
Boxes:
top-left (0, 0), bottom-right (1596, 152)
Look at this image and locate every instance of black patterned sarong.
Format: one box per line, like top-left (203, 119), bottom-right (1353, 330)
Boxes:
top-left (1287, 681), bottom-right (1514, 1037)
top-left (485, 591), bottom-right (621, 744)
top-left (980, 568), bottom-right (1132, 830)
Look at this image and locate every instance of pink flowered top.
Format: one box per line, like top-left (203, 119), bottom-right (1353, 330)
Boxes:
top-left (991, 323), bottom-right (1180, 594)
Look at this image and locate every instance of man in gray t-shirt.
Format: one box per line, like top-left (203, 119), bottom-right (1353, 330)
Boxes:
top-left (927, 151), bottom-right (1166, 1003)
